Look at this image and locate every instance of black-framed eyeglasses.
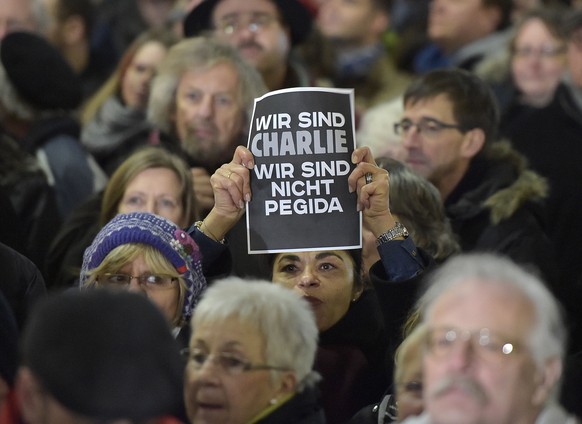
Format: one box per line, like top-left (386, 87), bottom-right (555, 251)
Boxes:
top-left (181, 348), bottom-right (291, 375)
top-left (394, 118), bottom-right (466, 138)
top-left (97, 273), bottom-right (177, 290)
top-left (425, 327), bottom-right (520, 362)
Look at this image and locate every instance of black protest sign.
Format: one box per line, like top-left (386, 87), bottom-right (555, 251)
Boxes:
top-left (246, 87), bottom-right (360, 253)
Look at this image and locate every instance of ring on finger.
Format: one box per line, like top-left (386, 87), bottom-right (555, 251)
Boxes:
top-left (365, 172), bottom-right (373, 185)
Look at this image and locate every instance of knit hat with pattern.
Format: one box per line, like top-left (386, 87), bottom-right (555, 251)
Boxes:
top-left (81, 212), bottom-right (206, 319)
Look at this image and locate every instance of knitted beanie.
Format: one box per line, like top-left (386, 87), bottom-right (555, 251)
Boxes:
top-left (81, 212), bottom-right (206, 320)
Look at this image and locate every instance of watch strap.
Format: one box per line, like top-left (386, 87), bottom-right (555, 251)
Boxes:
top-left (376, 222), bottom-right (409, 246)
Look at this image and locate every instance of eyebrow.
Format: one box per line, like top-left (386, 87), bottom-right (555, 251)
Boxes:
top-left (276, 252), bottom-right (345, 263)
top-left (315, 252), bottom-right (345, 262)
top-left (191, 340), bottom-right (244, 350)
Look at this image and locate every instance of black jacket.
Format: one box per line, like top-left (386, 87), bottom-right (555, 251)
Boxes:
top-left (0, 130), bottom-right (61, 270)
top-left (0, 241), bottom-right (47, 330)
top-left (317, 289), bottom-right (389, 423)
top-left (257, 388), bottom-right (326, 424)
top-left (445, 141), bottom-right (558, 288)
top-left (509, 83), bottom-right (582, 288)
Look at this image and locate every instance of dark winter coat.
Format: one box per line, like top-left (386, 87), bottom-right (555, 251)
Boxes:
top-left (445, 141), bottom-right (558, 288)
top-left (317, 289), bottom-right (389, 423)
top-left (20, 116), bottom-right (106, 219)
top-left (0, 241), bottom-right (47, 329)
top-left (509, 83), bottom-right (582, 288)
top-left (0, 130), bottom-right (61, 270)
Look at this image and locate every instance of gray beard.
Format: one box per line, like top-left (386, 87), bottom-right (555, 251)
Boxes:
top-left (181, 133), bottom-right (240, 170)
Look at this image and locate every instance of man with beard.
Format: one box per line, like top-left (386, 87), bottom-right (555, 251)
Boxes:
top-left (401, 253), bottom-right (578, 424)
top-left (148, 36), bottom-right (266, 215)
top-left (395, 68), bottom-right (558, 289)
top-left (182, 0), bottom-right (314, 91)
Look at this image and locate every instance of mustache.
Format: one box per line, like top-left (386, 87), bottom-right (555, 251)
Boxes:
top-left (430, 374), bottom-right (488, 405)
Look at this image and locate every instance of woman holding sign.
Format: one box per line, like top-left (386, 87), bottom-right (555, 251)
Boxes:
top-left (189, 145), bottom-right (431, 423)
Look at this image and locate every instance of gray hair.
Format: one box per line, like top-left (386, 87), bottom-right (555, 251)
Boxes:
top-left (191, 277), bottom-right (320, 391)
top-left (420, 253), bottom-right (566, 371)
top-left (376, 157), bottom-right (460, 262)
top-left (147, 36), bottom-right (267, 135)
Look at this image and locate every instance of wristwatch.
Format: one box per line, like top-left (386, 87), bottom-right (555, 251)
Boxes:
top-left (376, 222), bottom-right (409, 246)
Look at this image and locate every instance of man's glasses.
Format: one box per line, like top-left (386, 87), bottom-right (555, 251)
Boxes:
top-left (215, 14), bottom-right (277, 36)
top-left (181, 348), bottom-right (291, 375)
top-left (97, 273), bottom-right (177, 290)
top-left (394, 118), bottom-right (466, 138)
top-left (425, 327), bottom-right (520, 362)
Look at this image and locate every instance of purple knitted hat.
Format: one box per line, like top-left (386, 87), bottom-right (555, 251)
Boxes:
top-left (81, 212), bottom-right (206, 319)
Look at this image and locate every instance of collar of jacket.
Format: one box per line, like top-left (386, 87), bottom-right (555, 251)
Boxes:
top-left (445, 141), bottom-right (548, 224)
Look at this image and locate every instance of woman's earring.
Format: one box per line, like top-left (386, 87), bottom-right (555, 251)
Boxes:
top-left (270, 398), bottom-right (278, 405)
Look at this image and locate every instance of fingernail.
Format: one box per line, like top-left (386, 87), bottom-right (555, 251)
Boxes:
top-left (245, 193), bottom-right (251, 203)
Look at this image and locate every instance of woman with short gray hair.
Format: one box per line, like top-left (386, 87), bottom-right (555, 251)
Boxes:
top-left (183, 276), bottom-right (325, 423)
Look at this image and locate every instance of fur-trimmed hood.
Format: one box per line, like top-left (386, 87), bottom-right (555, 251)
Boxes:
top-left (483, 141), bottom-right (548, 224)
top-left (446, 141), bottom-right (548, 225)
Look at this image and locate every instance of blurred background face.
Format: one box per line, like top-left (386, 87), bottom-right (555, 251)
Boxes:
top-left (184, 316), bottom-right (280, 424)
top-left (272, 250), bottom-right (357, 332)
top-left (138, 0), bottom-right (177, 29)
top-left (211, 0), bottom-right (290, 74)
top-left (511, 18), bottom-right (566, 106)
top-left (118, 167), bottom-right (187, 227)
top-left (173, 63), bottom-right (244, 167)
top-left (121, 40), bottom-right (169, 110)
top-left (428, 0), bottom-right (499, 52)
top-left (316, 0), bottom-right (383, 45)
top-left (0, 0), bottom-right (37, 39)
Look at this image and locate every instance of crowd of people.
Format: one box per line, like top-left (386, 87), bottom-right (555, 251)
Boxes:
top-left (1, 0), bottom-right (582, 423)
